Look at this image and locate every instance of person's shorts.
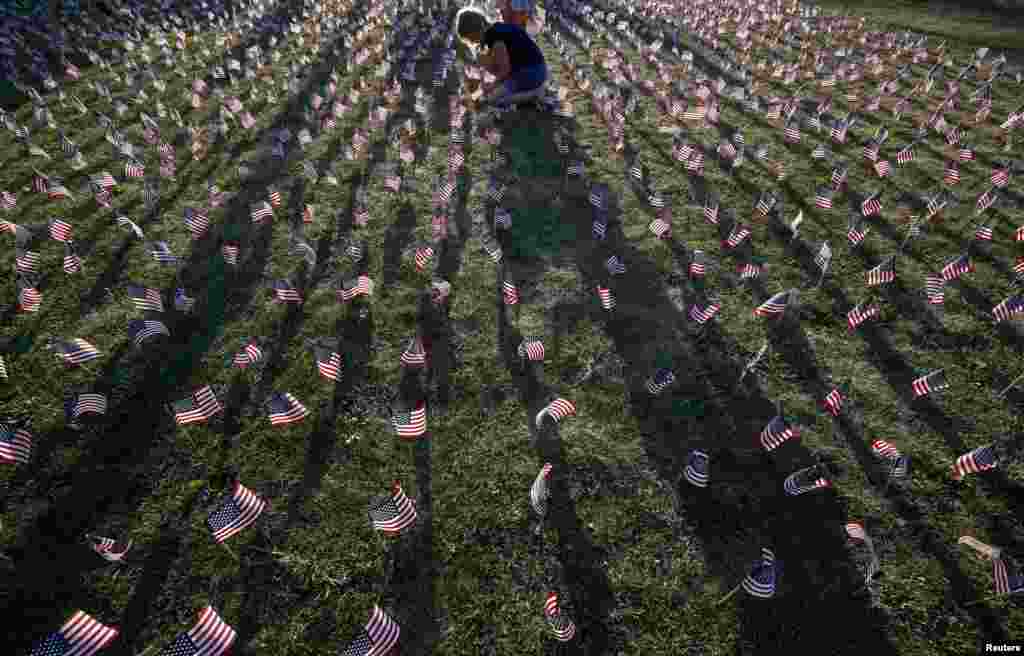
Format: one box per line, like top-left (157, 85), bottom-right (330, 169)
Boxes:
top-left (502, 63), bottom-right (548, 95)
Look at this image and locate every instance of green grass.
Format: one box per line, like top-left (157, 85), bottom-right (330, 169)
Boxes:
top-left (3, 1), bottom-right (1024, 655)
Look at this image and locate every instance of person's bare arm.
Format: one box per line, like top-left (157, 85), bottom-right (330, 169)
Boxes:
top-left (490, 42), bottom-right (512, 80)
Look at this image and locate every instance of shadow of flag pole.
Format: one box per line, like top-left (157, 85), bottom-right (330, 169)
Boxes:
top-left (715, 581), bottom-right (743, 606)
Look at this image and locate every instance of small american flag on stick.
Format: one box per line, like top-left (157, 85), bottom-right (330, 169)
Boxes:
top-left (530, 463), bottom-right (552, 516)
top-left (368, 481), bottom-right (418, 534)
top-left (392, 402), bottom-right (427, 439)
top-left (158, 606), bottom-right (236, 656)
top-left (207, 482), bottom-right (267, 543)
top-left (536, 398), bottom-right (576, 428)
top-left (952, 445), bottom-right (997, 480)
top-left (267, 392), bottom-right (309, 425)
top-left (543, 593), bottom-right (577, 642)
top-left (340, 606), bottom-right (401, 656)
top-left (28, 611), bottom-right (118, 656)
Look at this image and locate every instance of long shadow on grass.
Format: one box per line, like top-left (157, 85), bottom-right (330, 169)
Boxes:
top-left (494, 257), bottom-right (618, 655)
top-left (2, 18), bottom-right (378, 651)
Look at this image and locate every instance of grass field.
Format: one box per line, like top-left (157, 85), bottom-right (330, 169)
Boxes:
top-left (2, 0), bottom-right (1024, 654)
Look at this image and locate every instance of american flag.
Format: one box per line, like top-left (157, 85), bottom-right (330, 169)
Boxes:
top-left (755, 192), bottom-right (776, 218)
top-left (992, 557), bottom-right (1024, 597)
top-left (16, 250), bottom-right (41, 275)
top-left (158, 606), bottom-right (236, 656)
top-left (944, 160), bottom-right (960, 185)
top-left (813, 186), bottom-right (833, 210)
top-left (753, 291), bottom-right (792, 318)
top-left (960, 145), bottom-right (975, 162)
top-left (401, 336), bottom-right (427, 367)
top-left (822, 388), bottom-right (843, 416)
top-left (86, 534), bottom-right (132, 562)
top-left (183, 208), bottom-right (209, 239)
top-left (537, 398), bottom-right (576, 428)
top-left (911, 369), bottom-right (948, 398)
top-left (19, 286), bottom-right (42, 313)
top-left (724, 224), bottom-right (751, 249)
top-left (896, 145), bottom-right (915, 165)
top-left (543, 593), bottom-right (577, 642)
top-left (55, 339), bottom-right (101, 366)
top-left (872, 439), bottom-right (902, 460)
top-left (127, 285), bottom-right (164, 312)
top-left (233, 339), bottom-right (264, 370)
top-left (207, 482), bottom-right (267, 543)
top-left (704, 199), bottom-right (720, 225)
top-left (392, 402), bottom-right (427, 438)
top-left (784, 467), bottom-right (831, 496)
top-left (414, 246), bottom-right (435, 272)
top-left (830, 165), bottom-right (848, 190)
top-left (1, 191), bottom-right (15, 210)
top-left (941, 254), bottom-right (973, 281)
top-left (925, 275), bottom-right (945, 305)
top-left (91, 172), bottom-right (116, 190)
top-left (271, 279), bottom-right (302, 304)
top-left (368, 481), bottom-right (418, 534)
top-left (502, 280), bottom-right (519, 306)
top-left (70, 393), bottom-right (108, 420)
top-left (683, 449), bottom-right (710, 487)
top-left (222, 244), bottom-right (239, 266)
top-left (649, 218), bottom-right (671, 238)
top-left (149, 242), bottom-right (178, 265)
top-left (645, 367), bottom-right (676, 395)
top-left (861, 193), bottom-right (883, 217)
top-left (845, 523), bottom-right (869, 542)
top-left (742, 548), bottom-right (777, 598)
top-left (976, 187), bottom-right (998, 214)
top-left (761, 415), bottom-right (798, 451)
top-left (28, 611), bottom-right (119, 656)
top-left (814, 242), bottom-right (832, 272)
top-left (992, 164), bottom-right (1011, 188)
top-left (0, 422), bottom-right (32, 465)
top-left (267, 392), bottom-right (309, 426)
top-left (128, 320), bottom-right (169, 347)
top-left (873, 159), bottom-right (891, 178)
top-left (530, 463), bottom-right (553, 516)
top-left (124, 162), bottom-right (145, 178)
top-left (866, 256), bottom-right (896, 286)
top-left (689, 300), bottom-right (721, 325)
top-left (847, 300), bottom-right (880, 330)
top-left (338, 276), bottom-right (374, 301)
top-left (605, 255), bottom-right (626, 276)
top-left (738, 261), bottom-right (762, 280)
top-left (63, 244), bottom-right (83, 274)
top-left (49, 219), bottom-right (73, 243)
top-left (518, 339), bottom-right (545, 362)
top-left (173, 386), bottom-right (222, 426)
top-left (952, 445), bottom-right (998, 480)
top-left (267, 187), bottom-right (283, 207)
top-left (313, 346), bottom-right (343, 382)
top-left (340, 606), bottom-right (401, 656)
top-left (251, 201), bottom-right (273, 223)
top-left (993, 295), bottom-right (1024, 322)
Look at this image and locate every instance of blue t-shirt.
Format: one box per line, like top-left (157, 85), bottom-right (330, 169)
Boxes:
top-left (483, 22), bottom-right (545, 71)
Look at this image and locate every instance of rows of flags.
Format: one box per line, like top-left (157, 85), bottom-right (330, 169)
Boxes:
top-left (546, 0), bottom-right (1022, 605)
top-left (5, 0), bottom-right (1024, 650)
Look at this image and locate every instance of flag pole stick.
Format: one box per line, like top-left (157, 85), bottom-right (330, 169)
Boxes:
top-left (715, 582), bottom-right (742, 606)
top-left (996, 370), bottom-right (1024, 399)
top-left (135, 643), bottom-right (159, 656)
top-left (220, 541), bottom-right (239, 561)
